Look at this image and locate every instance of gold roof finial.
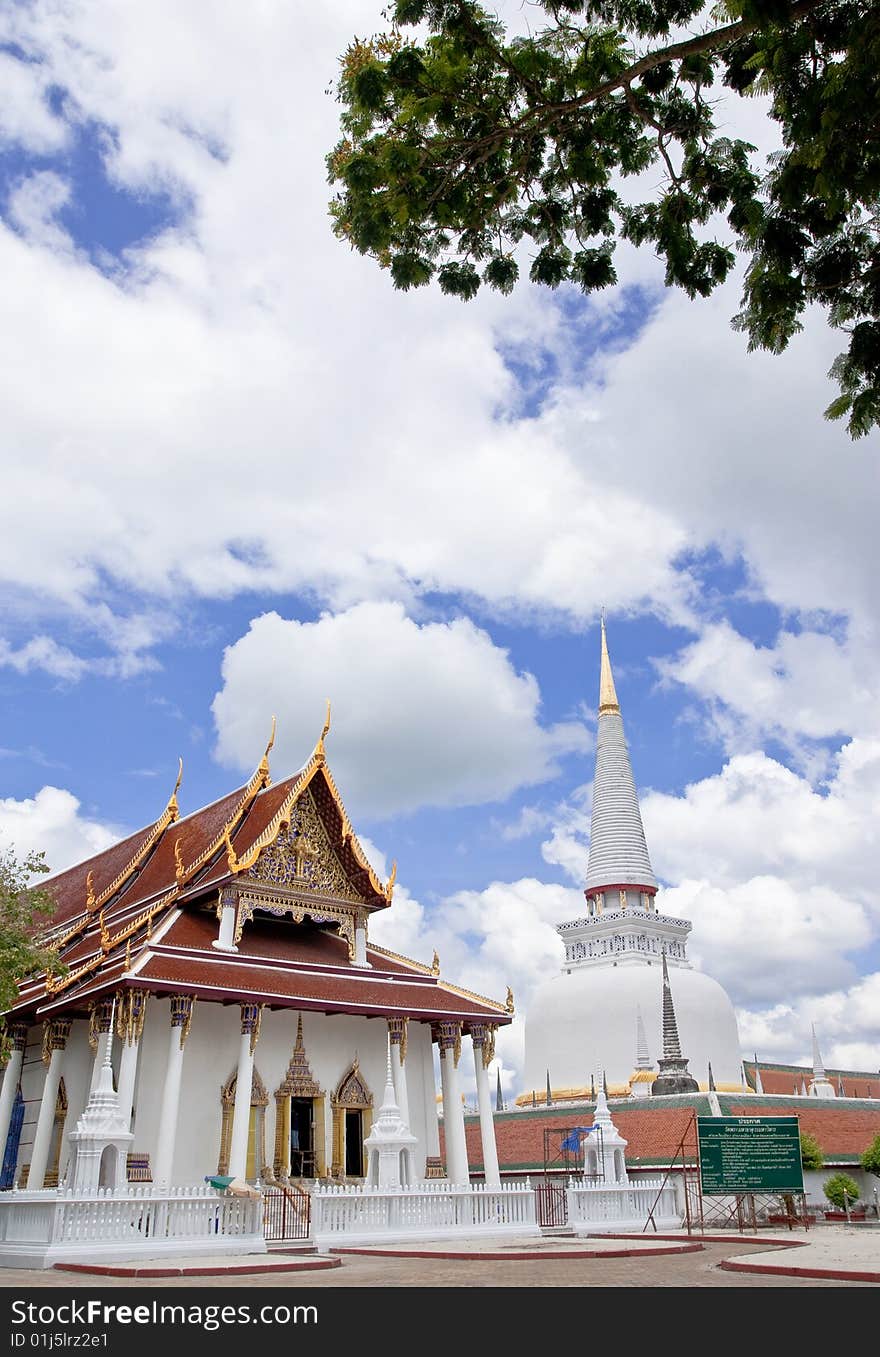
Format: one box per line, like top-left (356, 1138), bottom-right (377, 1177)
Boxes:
top-left (598, 611), bottom-right (620, 716)
top-left (385, 860), bottom-right (397, 903)
top-left (167, 757), bottom-right (184, 822)
top-left (431, 949), bottom-right (440, 975)
top-left (506, 986), bottom-right (515, 1013)
top-left (258, 716), bottom-right (276, 787)
top-left (99, 909), bottom-right (110, 951)
top-left (124, 938), bottom-right (132, 971)
top-left (223, 824), bottom-right (240, 873)
top-left (174, 837), bottom-right (185, 884)
top-left (85, 870), bottom-right (96, 913)
top-left (314, 700), bottom-right (332, 763)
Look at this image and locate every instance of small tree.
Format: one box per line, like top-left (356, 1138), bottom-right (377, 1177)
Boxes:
top-left (800, 1131), bottom-right (824, 1171)
top-left (860, 1134), bottom-right (880, 1181)
top-left (823, 1172), bottom-right (860, 1213)
top-left (0, 847), bottom-right (63, 1065)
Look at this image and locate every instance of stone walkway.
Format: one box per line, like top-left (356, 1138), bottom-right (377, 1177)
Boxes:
top-left (0, 1226), bottom-right (875, 1287)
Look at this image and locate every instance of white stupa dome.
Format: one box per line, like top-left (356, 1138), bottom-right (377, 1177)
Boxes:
top-left (523, 955), bottom-right (743, 1094)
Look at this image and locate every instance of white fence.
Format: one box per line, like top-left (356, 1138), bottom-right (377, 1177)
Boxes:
top-left (312, 1179), bottom-right (538, 1245)
top-left (566, 1177), bottom-right (682, 1234)
top-left (0, 1184), bottom-right (266, 1268)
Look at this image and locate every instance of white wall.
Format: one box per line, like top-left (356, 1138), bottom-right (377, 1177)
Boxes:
top-left (128, 1000), bottom-right (439, 1186)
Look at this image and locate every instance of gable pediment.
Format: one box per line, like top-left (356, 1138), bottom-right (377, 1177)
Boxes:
top-left (244, 787), bottom-right (362, 903)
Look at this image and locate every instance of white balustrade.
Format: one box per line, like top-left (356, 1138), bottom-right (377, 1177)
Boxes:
top-left (566, 1176), bottom-right (681, 1234)
top-left (311, 1178), bottom-right (537, 1245)
top-left (0, 1184), bottom-right (265, 1268)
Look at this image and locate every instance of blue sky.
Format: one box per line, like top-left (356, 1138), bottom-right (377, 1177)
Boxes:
top-left (1, 3), bottom-right (878, 1088)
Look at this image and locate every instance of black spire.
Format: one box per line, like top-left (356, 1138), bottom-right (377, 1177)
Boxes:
top-left (651, 951), bottom-right (699, 1096)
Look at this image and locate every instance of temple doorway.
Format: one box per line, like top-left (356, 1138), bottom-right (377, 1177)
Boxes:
top-left (290, 1097), bottom-right (315, 1177)
top-left (344, 1110), bottom-right (363, 1177)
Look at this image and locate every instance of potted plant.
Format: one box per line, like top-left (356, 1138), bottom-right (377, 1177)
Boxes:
top-left (822, 1173), bottom-right (862, 1220)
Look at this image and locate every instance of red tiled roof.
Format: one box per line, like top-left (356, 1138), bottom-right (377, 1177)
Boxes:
top-left (132, 950), bottom-right (507, 1023)
top-left (15, 758), bottom-right (400, 1016)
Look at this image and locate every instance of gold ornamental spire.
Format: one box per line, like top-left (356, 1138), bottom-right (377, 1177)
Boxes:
top-left (314, 700), bottom-right (332, 763)
top-left (598, 611), bottom-right (620, 716)
top-left (257, 716), bottom-right (276, 787)
top-left (166, 758), bottom-right (184, 821)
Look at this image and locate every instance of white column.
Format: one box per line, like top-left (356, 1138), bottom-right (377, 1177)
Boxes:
top-left (27, 1019), bottom-right (72, 1188)
top-left (353, 916), bottom-right (370, 967)
top-left (153, 996), bottom-right (193, 1187)
top-left (438, 1022), bottom-right (469, 1185)
top-left (471, 1024), bottom-right (501, 1188)
top-left (388, 1018), bottom-right (410, 1128)
top-left (212, 886), bottom-right (239, 952)
top-left (422, 1030), bottom-right (443, 1177)
top-left (228, 1003), bottom-right (262, 1180)
top-left (0, 1024), bottom-right (27, 1160)
top-left (117, 990), bottom-right (148, 1132)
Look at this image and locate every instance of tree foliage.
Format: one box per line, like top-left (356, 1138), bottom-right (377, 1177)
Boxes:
top-left (328, 0), bottom-right (880, 435)
top-left (822, 1170), bottom-right (860, 1209)
top-left (0, 848), bottom-right (64, 1065)
top-left (800, 1130), bottom-right (824, 1170)
top-left (861, 1133), bottom-right (880, 1179)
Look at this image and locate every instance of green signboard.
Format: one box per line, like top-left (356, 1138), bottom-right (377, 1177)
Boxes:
top-left (697, 1117), bottom-right (804, 1195)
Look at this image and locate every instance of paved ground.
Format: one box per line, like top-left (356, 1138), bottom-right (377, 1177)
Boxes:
top-left (0, 1228), bottom-right (876, 1287)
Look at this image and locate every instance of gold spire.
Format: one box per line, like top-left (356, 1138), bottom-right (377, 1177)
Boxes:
top-left (599, 612), bottom-right (621, 716)
top-left (257, 716), bottom-right (276, 787)
top-left (167, 757), bottom-right (184, 821)
top-left (314, 700), bottom-right (332, 763)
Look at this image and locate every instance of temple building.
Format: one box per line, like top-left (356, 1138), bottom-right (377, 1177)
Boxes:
top-left (522, 619), bottom-right (743, 1099)
top-left (0, 714), bottom-right (510, 1195)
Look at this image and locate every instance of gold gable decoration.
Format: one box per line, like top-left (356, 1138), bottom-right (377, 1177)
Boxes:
top-left (332, 1059), bottom-right (373, 1110)
top-left (246, 789), bottom-right (360, 902)
top-left (276, 1015), bottom-right (322, 1099)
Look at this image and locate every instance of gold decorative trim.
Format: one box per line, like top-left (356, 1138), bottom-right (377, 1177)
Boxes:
top-left (170, 994), bottom-right (195, 1048)
top-left (470, 1022), bottom-right (497, 1069)
top-left (116, 989), bottom-right (148, 1045)
top-left (367, 942), bottom-right (435, 975)
top-left (41, 1017), bottom-right (71, 1065)
top-left (234, 889), bottom-right (357, 959)
top-left (387, 1016), bottom-right (408, 1064)
top-left (385, 860), bottom-right (397, 904)
top-left (437, 976), bottom-right (509, 1015)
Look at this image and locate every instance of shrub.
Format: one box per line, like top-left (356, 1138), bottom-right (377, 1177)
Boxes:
top-left (822, 1173), bottom-right (860, 1212)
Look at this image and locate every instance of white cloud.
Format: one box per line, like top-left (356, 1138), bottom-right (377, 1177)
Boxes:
top-left (0, 635), bottom-right (89, 681)
top-left (642, 744), bottom-right (880, 906)
top-left (212, 601), bottom-right (589, 818)
top-left (0, 51), bottom-right (68, 154)
top-left (0, 786), bottom-right (122, 877)
top-left (659, 876), bottom-right (871, 1005)
top-left (736, 972), bottom-right (880, 1072)
top-left (656, 621), bottom-right (879, 765)
top-left (7, 170), bottom-right (75, 254)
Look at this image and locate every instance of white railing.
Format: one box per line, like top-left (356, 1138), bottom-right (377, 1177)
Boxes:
top-left (0, 1185), bottom-right (265, 1267)
top-left (312, 1179), bottom-right (537, 1243)
top-left (566, 1177), bottom-right (681, 1233)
